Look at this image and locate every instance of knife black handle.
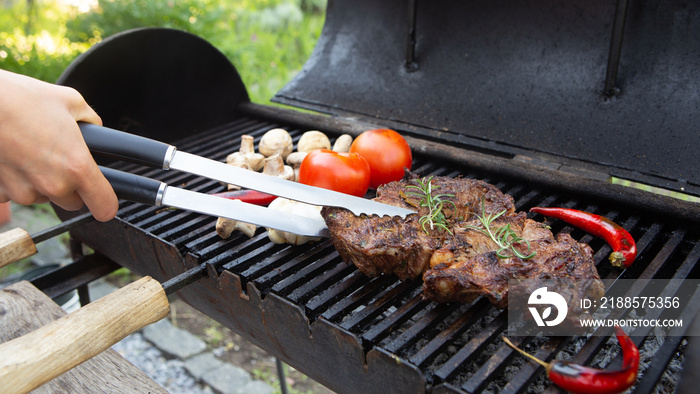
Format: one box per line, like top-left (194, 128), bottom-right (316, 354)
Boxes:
top-left (80, 122), bottom-right (173, 169)
top-left (99, 166), bottom-right (165, 205)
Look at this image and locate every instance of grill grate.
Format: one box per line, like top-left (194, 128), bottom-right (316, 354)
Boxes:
top-left (101, 116), bottom-right (699, 393)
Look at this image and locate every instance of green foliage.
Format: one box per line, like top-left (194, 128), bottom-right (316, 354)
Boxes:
top-left (0, 1), bottom-right (95, 82)
top-left (0, 0), bottom-right (326, 103)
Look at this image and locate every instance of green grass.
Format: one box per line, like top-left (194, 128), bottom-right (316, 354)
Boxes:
top-left (0, 0), bottom-right (326, 104)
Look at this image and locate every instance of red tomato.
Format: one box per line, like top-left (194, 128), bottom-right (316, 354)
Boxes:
top-left (298, 149), bottom-right (371, 197)
top-left (349, 129), bottom-right (412, 189)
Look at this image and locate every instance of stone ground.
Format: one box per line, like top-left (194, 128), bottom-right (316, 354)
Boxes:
top-left (0, 203), bottom-right (334, 394)
top-left (91, 279), bottom-right (274, 394)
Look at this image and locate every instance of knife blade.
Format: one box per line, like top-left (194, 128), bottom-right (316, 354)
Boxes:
top-left (80, 123), bottom-right (413, 218)
top-left (100, 167), bottom-right (329, 237)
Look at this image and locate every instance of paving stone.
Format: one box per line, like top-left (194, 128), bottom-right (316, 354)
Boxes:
top-left (234, 380), bottom-right (275, 394)
top-left (202, 363), bottom-right (251, 394)
top-left (88, 278), bottom-right (118, 300)
top-left (113, 333), bottom-right (212, 394)
top-left (185, 352), bottom-right (225, 380)
top-left (143, 319), bottom-right (207, 359)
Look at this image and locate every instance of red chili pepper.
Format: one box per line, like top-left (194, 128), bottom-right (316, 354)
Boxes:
top-left (211, 190), bottom-right (277, 206)
top-left (530, 207), bottom-right (637, 268)
top-left (504, 325), bottom-right (639, 394)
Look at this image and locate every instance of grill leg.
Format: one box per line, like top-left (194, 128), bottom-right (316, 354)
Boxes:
top-left (77, 284), bottom-right (91, 306)
top-left (276, 358), bottom-right (289, 394)
top-left (70, 237), bottom-right (91, 307)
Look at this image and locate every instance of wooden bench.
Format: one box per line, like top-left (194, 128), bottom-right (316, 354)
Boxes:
top-left (0, 280), bottom-right (167, 393)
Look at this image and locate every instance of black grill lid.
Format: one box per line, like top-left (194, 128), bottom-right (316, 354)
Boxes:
top-left (58, 28), bottom-right (249, 143)
top-left (274, 0), bottom-right (700, 197)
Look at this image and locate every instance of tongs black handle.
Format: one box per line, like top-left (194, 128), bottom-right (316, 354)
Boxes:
top-left (99, 166), bottom-right (165, 206)
top-left (80, 122), bottom-right (173, 169)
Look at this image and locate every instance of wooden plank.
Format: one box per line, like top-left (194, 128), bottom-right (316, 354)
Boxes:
top-left (0, 280), bottom-right (167, 393)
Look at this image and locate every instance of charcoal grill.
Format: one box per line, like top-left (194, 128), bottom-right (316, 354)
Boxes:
top-left (39, 0), bottom-right (700, 392)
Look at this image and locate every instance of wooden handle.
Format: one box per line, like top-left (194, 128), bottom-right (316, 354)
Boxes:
top-left (0, 227), bottom-right (37, 269)
top-left (0, 276), bottom-right (170, 393)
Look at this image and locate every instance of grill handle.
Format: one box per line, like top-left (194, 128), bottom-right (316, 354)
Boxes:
top-left (0, 276), bottom-right (170, 393)
top-left (100, 166), bottom-right (166, 206)
top-left (0, 228), bottom-right (36, 269)
top-left (80, 122), bottom-right (173, 169)
top-left (0, 213), bottom-right (95, 269)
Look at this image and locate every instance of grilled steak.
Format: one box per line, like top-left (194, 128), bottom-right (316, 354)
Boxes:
top-left (423, 212), bottom-right (604, 307)
top-left (320, 174), bottom-right (604, 308)
top-left (321, 174), bottom-right (515, 280)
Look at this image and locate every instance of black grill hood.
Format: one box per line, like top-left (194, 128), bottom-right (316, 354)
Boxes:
top-left (274, 0), bottom-right (700, 198)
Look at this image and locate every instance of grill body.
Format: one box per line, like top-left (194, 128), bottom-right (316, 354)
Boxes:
top-left (55, 113), bottom-right (699, 393)
top-left (50, 1), bottom-right (700, 392)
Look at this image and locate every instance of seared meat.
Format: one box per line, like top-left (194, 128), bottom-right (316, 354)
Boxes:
top-left (321, 174), bottom-right (515, 280)
top-left (374, 175), bottom-right (517, 224)
top-left (320, 174), bottom-right (603, 308)
top-left (423, 212), bottom-right (603, 307)
top-left (321, 212), bottom-right (440, 279)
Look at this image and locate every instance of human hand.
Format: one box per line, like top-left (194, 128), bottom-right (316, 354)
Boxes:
top-left (0, 69), bottom-right (118, 222)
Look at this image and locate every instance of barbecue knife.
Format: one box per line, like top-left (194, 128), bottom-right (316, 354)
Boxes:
top-left (79, 123), bottom-right (413, 218)
top-left (100, 166), bottom-right (330, 237)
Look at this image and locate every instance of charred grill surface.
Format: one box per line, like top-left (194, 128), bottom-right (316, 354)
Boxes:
top-left (322, 175), bottom-right (604, 308)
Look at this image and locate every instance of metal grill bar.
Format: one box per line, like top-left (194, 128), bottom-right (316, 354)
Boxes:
top-left (338, 280), bottom-right (418, 333)
top-left (383, 302), bottom-right (463, 355)
top-left (408, 300), bottom-right (491, 368)
top-left (279, 253), bottom-right (351, 304)
top-left (462, 333), bottom-right (519, 393)
top-left (360, 288), bottom-right (427, 344)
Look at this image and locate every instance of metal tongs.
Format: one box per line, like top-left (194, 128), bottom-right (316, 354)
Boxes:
top-left (81, 123), bottom-right (413, 236)
top-left (0, 126), bottom-right (413, 393)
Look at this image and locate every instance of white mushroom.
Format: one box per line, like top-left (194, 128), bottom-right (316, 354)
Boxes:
top-left (259, 128), bottom-right (293, 159)
top-left (286, 151), bottom-right (308, 166)
top-left (263, 154), bottom-right (295, 181)
top-left (226, 135), bottom-right (264, 171)
top-left (286, 151), bottom-right (308, 182)
top-left (266, 198), bottom-right (323, 245)
top-left (226, 153), bottom-right (249, 167)
top-left (216, 217), bottom-right (257, 239)
top-left (297, 130), bottom-right (331, 153)
top-left (332, 134), bottom-right (353, 153)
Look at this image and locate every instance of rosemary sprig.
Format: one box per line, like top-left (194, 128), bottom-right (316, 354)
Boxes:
top-left (404, 176), bottom-right (456, 234)
top-left (464, 199), bottom-right (536, 259)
